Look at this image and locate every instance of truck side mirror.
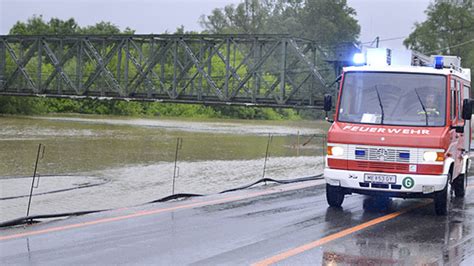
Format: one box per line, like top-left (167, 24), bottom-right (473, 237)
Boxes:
top-left (324, 94), bottom-right (332, 112)
top-left (323, 94), bottom-right (334, 123)
top-left (462, 99), bottom-right (472, 120)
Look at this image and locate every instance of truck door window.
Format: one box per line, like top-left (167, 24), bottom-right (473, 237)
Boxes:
top-left (458, 81), bottom-right (462, 121)
top-left (464, 84), bottom-right (471, 119)
top-left (338, 72), bottom-right (446, 126)
top-left (451, 80), bottom-right (457, 122)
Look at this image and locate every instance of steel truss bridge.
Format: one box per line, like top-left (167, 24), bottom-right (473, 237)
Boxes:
top-left (0, 34), bottom-right (337, 109)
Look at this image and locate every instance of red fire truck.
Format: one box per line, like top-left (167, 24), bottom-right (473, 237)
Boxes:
top-left (323, 50), bottom-right (472, 215)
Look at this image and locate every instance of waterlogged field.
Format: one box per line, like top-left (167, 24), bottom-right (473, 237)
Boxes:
top-left (0, 115), bottom-right (328, 221)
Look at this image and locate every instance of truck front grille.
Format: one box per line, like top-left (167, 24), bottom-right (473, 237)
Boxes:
top-left (354, 147), bottom-right (410, 163)
top-left (354, 161), bottom-right (409, 172)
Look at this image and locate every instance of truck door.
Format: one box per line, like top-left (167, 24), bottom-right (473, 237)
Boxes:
top-left (451, 78), bottom-right (462, 177)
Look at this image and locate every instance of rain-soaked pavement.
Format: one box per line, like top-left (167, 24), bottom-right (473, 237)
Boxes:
top-left (1, 177), bottom-right (474, 265)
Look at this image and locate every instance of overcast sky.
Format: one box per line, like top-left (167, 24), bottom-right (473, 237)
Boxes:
top-left (0, 0), bottom-right (432, 51)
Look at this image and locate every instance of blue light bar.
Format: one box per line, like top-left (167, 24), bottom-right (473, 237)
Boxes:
top-left (353, 53), bottom-right (365, 65)
top-left (399, 152), bottom-right (410, 159)
top-left (434, 56), bottom-right (444, 69)
top-left (355, 150), bottom-right (366, 156)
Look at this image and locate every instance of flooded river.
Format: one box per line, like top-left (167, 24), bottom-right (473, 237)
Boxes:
top-left (0, 115), bottom-right (328, 222)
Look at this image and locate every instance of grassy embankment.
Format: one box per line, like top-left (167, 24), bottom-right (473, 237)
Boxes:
top-left (0, 96), bottom-right (320, 120)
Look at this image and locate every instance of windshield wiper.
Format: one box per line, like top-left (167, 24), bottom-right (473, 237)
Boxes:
top-left (374, 86), bottom-right (384, 124)
top-left (414, 88), bottom-right (429, 126)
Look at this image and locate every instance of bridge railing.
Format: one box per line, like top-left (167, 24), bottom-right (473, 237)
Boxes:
top-left (0, 34), bottom-right (334, 108)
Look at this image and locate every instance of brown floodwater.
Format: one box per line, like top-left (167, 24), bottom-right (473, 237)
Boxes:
top-left (0, 115), bottom-right (329, 222)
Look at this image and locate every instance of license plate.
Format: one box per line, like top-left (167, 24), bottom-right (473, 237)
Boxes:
top-left (364, 174), bottom-right (396, 184)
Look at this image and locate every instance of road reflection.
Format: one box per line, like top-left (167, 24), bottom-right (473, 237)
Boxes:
top-left (322, 195), bottom-right (473, 265)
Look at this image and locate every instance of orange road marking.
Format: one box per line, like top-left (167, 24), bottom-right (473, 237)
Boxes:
top-left (0, 180), bottom-right (322, 241)
top-left (252, 201), bottom-right (430, 266)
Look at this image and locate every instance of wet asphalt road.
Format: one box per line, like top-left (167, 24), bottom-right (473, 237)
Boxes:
top-left (1, 179), bottom-right (474, 265)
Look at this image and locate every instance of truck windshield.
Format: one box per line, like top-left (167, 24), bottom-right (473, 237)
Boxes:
top-left (338, 72), bottom-right (446, 126)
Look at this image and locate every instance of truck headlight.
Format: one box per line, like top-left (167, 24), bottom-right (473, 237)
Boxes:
top-left (328, 146), bottom-right (344, 157)
top-left (423, 151), bottom-right (444, 162)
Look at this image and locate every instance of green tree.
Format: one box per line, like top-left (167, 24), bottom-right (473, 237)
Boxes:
top-left (9, 15), bottom-right (79, 35)
top-left (300, 0), bottom-right (359, 45)
top-left (404, 0), bottom-right (474, 82)
top-left (199, 0), bottom-right (270, 34)
top-left (200, 0), bottom-right (360, 46)
top-left (80, 21), bottom-right (135, 35)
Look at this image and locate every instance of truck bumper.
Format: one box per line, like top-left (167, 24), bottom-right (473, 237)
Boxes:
top-left (324, 168), bottom-right (448, 198)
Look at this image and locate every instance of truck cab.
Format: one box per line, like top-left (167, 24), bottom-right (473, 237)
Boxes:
top-left (324, 51), bottom-right (472, 215)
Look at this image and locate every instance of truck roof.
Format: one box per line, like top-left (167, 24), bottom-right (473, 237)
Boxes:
top-left (343, 65), bottom-right (471, 83)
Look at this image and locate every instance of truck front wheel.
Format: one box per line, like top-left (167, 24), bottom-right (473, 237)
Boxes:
top-left (453, 174), bottom-right (466, 198)
top-left (434, 174), bottom-right (451, 216)
top-left (326, 184), bottom-right (344, 207)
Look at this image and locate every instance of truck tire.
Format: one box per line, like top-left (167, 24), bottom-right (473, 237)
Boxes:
top-left (434, 174), bottom-right (450, 216)
top-left (453, 174), bottom-right (466, 198)
top-left (326, 184), bottom-right (344, 207)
